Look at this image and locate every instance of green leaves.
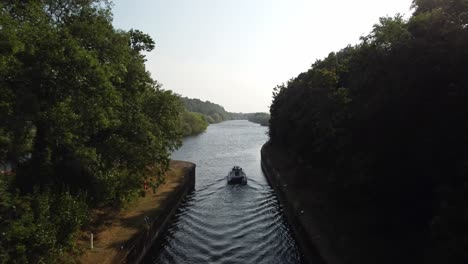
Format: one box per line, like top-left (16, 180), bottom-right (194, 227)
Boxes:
top-left (180, 111), bottom-right (209, 136)
top-left (180, 97), bottom-right (232, 124)
top-left (247, 113), bottom-right (270, 126)
top-left (1, 0), bottom-right (184, 261)
top-left (0, 181), bottom-right (88, 263)
top-left (269, 1), bottom-right (468, 262)
top-left (129, 29), bottom-right (156, 53)
top-left (367, 15), bottom-right (410, 51)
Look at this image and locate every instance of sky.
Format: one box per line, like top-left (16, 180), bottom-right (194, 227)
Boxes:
top-left (112, 0), bottom-right (413, 113)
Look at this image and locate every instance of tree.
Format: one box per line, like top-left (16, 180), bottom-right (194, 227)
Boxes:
top-left (0, 0), bottom-right (182, 204)
top-left (268, 2), bottom-right (468, 262)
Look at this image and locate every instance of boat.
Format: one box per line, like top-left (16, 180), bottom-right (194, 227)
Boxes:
top-left (227, 166), bottom-right (247, 185)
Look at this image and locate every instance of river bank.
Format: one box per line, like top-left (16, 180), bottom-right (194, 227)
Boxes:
top-left (144, 120), bottom-right (303, 263)
top-left (260, 138), bottom-right (403, 264)
top-left (262, 142), bottom-right (422, 264)
top-left (261, 143), bottom-right (332, 264)
top-left (78, 160), bottom-right (195, 264)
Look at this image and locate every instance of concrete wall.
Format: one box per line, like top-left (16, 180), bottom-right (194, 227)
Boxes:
top-left (120, 163), bottom-right (196, 264)
top-left (261, 144), bottom-right (326, 264)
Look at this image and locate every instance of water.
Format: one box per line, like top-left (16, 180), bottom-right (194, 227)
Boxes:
top-left (144, 120), bottom-right (304, 264)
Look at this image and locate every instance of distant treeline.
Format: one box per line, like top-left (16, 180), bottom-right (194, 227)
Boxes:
top-left (178, 97), bottom-right (229, 136)
top-left (269, 0), bottom-right (468, 262)
top-left (179, 111), bottom-right (209, 136)
top-left (231, 112), bottom-right (270, 126)
top-left (179, 97), bottom-right (270, 135)
top-left (246, 113), bottom-right (269, 126)
top-left (181, 97), bottom-right (231, 123)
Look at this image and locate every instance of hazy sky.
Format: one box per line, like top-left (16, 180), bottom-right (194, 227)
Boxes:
top-left (112, 0), bottom-right (413, 113)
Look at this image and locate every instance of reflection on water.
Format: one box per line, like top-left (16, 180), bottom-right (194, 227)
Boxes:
top-left (144, 120), bottom-right (304, 264)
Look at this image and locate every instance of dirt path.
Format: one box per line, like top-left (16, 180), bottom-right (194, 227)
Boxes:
top-left (77, 160), bottom-right (194, 264)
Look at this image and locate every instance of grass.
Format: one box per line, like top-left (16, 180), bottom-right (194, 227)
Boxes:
top-left (76, 160), bottom-right (193, 264)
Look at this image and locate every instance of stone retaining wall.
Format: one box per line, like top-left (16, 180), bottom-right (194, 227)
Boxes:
top-left (261, 144), bottom-right (327, 264)
top-left (120, 163), bottom-right (196, 264)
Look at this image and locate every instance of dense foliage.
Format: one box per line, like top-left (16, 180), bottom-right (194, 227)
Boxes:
top-left (179, 97), bottom-right (270, 136)
top-left (246, 113), bottom-right (269, 126)
top-left (179, 111), bottom-right (209, 136)
top-left (0, 178), bottom-right (88, 263)
top-left (230, 112), bottom-right (270, 127)
top-left (0, 0), bottom-right (182, 261)
top-left (180, 97), bottom-right (231, 123)
top-left (269, 0), bottom-right (468, 262)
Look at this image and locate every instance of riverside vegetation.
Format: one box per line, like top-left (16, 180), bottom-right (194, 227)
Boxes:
top-left (246, 113), bottom-right (269, 126)
top-left (0, 1), bottom-right (270, 262)
top-left (178, 97), bottom-right (230, 136)
top-left (268, 0), bottom-right (468, 263)
top-left (0, 1), bottom-right (182, 262)
top-left (179, 97), bottom-right (270, 136)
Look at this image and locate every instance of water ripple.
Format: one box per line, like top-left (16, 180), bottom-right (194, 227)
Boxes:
top-left (144, 121), bottom-right (304, 264)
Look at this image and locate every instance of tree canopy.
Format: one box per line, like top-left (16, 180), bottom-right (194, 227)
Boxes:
top-left (0, 1), bottom-right (182, 261)
top-left (180, 97), bottom-right (231, 123)
top-left (246, 113), bottom-right (270, 126)
top-left (269, 0), bottom-right (468, 262)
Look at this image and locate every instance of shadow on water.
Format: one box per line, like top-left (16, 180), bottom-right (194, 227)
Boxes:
top-left (143, 121), bottom-right (305, 264)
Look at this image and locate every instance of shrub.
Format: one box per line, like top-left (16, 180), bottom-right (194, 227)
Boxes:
top-left (0, 177), bottom-right (88, 263)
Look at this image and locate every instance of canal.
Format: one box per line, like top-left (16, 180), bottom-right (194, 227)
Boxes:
top-left (143, 120), bottom-right (304, 263)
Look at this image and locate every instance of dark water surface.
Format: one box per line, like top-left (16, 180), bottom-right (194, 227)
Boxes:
top-left (144, 120), bottom-right (304, 264)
